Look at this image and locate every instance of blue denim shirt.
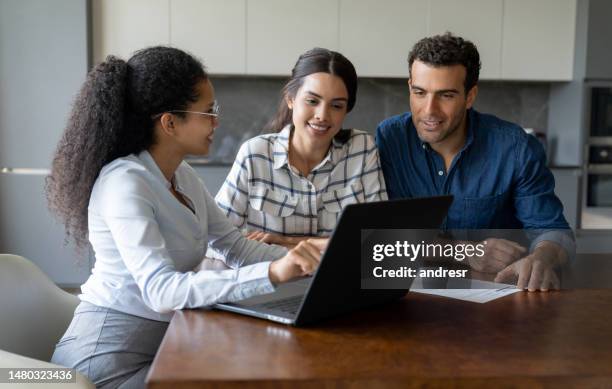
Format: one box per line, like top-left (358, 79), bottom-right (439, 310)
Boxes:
top-left (375, 109), bottom-right (574, 254)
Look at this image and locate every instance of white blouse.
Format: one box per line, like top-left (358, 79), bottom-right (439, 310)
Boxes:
top-left (80, 151), bottom-right (287, 322)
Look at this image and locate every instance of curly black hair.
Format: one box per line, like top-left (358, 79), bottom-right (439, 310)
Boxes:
top-left (408, 32), bottom-right (481, 93)
top-left (46, 46), bottom-right (207, 249)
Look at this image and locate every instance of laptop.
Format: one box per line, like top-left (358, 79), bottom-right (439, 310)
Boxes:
top-left (214, 195), bottom-right (453, 326)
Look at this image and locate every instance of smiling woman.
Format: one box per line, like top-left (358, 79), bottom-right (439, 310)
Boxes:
top-left (214, 48), bottom-right (388, 249)
top-left (151, 87), bottom-right (220, 157)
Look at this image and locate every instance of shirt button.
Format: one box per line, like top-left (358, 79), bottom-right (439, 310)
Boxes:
top-left (422, 144), bottom-right (426, 149)
top-left (438, 170), bottom-right (444, 176)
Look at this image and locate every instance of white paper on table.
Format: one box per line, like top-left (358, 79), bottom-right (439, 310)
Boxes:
top-left (410, 278), bottom-right (522, 303)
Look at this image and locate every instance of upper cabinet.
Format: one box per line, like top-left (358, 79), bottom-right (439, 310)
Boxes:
top-left (245, 0), bottom-right (339, 75)
top-left (92, 0), bottom-right (577, 80)
top-left (339, 0), bottom-right (427, 78)
top-left (501, 0), bottom-right (576, 80)
top-left (171, 0), bottom-right (246, 75)
top-left (92, 0), bottom-right (170, 65)
top-left (429, 0), bottom-right (503, 80)
top-left (585, 0), bottom-right (612, 80)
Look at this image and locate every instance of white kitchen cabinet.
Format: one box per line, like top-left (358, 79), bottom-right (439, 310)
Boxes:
top-left (429, 0), bottom-right (503, 80)
top-left (246, 0), bottom-right (339, 75)
top-left (501, 0), bottom-right (576, 81)
top-left (91, 0), bottom-right (170, 64)
top-left (339, 0), bottom-right (427, 78)
top-left (91, 0), bottom-right (578, 80)
top-left (170, 0), bottom-right (246, 74)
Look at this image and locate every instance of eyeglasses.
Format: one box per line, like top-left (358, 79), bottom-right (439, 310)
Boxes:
top-left (152, 101), bottom-right (220, 119)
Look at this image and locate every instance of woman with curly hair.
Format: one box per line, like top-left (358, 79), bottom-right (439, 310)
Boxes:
top-left (47, 46), bottom-right (325, 388)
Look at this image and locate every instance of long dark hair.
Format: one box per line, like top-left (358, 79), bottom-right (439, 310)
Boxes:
top-left (46, 46), bottom-right (208, 249)
top-left (264, 47), bottom-right (358, 133)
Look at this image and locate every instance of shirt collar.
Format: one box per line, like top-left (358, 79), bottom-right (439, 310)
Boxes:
top-left (329, 132), bottom-right (348, 165)
top-left (272, 125), bottom-right (292, 170)
top-left (272, 124), bottom-right (337, 171)
top-left (138, 150), bottom-right (174, 190)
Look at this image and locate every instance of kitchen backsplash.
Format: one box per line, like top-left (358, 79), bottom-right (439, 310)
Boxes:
top-left (206, 77), bottom-right (550, 164)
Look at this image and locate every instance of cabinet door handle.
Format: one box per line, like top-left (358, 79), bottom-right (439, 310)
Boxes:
top-left (587, 164), bottom-right (612, 174)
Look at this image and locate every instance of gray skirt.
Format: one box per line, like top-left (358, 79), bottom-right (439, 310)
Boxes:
top-left (51, 301), bottom-right (168, 389)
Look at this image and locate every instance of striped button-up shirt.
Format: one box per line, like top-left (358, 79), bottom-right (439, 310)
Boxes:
top-left (215, 125), bottom-right (387, 236)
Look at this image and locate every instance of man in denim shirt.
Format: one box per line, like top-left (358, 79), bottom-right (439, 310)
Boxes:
top-left (376, 33), bottom-right (574, 292)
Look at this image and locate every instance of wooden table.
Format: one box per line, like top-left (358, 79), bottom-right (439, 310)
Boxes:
top-left (148, 256), bottom-right (612, 388)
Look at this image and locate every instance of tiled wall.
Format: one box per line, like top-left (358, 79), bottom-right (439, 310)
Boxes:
top-left (206, 77), bottom-right (551, 164)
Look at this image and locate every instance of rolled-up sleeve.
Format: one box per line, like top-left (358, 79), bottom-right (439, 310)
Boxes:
top-left (513, 135), bottom-right (576, 259)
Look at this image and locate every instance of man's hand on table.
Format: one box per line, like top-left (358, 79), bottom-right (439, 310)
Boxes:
top-left (494, 241), bottom-right (567, 292)
top-left (467, 238), bottom-right (527, 273)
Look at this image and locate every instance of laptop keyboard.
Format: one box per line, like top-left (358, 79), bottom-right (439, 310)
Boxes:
top-left (259, 295), bottom-right (303, 314)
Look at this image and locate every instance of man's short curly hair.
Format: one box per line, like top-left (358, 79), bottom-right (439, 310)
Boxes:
top-left (408, 32), bottom-right (481, 93)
